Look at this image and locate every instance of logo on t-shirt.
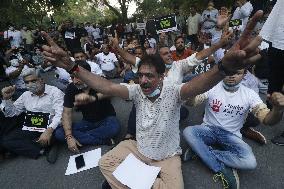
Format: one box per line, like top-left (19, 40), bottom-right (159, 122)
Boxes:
top-left (211, 99), bottom-right (222, 112)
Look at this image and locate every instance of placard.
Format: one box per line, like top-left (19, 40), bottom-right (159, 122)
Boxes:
top-left (155, 15), bottom-right (177, 34)
top-left (22, 111), bottom-right (50, 132)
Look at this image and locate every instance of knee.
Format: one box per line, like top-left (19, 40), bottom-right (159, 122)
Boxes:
top-left (183, 127), bottom-right (195, 141)
top-left (108, 117), bottom-right (121, 135)
top-left (54, 126), bottom-right (65, 141)
top-left (244, 154), bottom-right (257, 169)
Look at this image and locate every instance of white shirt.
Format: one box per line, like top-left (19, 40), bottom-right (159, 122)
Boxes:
top-left (1, 85), bottom-right (64, 129)
top-left (92, 27), bottom-right (101, 39)
top-left (87, 60), bottom-right (104, 76)
top-left (55, 67), bottom-right (70, 81)
top-left (95, 52), bottom-right (118, 71)
top-left (147, 38), bottom-right (157, 48)
top-left (241, 71), bottom-right (259, 94)
top-left (125, 82), bottom-right (184, 160)
top-left (232, 1), bottom-right (253, 30)
top-left (4, 30), bottom-right (22, 47)
top-left (165, 53), bottom-right (202, 84)
top-left (187, 13), bottom-right (201, 35)
top-left (201, 82), bottom-right (263, 137)
top-left (5, 65), bottom-right (32, 89)
top-left (260, 0), bottom-right (284, 50)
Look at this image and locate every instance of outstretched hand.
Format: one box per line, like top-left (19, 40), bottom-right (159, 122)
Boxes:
top-left (41, 32), bottom-right (74, 71)
top-left (221, 10), bottom-right (263, 72)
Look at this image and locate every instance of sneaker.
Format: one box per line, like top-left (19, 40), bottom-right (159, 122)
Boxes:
top-left (101, 180), bottom-right (111, 189)
top-left (240, 127), bottom-right (267, 145)
top-left (213, 167), bottom-right (239, 189)
top-left (46, 145), bottom-right (59, 164)
top-left (271, 132), bottom-right (284, 146)
top-left (182, 147), bottom-right (197, 162)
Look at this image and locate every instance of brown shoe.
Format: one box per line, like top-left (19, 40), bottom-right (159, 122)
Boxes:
top-left (241, 127), bottom-right (267, 145)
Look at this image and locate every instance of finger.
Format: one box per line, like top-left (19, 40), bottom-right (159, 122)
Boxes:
top-left (42, 51), bottom-right (55, 58)
top-left (76, 141), bottom-right (83, 147)
top-left (41, 31), bottom-right (59, 47)
top-left (238, 10), bottom-right (263, 47)
top-left (44, 56), bottom-right (57, 63)
top-left (42, 45), bottom-right (53, 53)
top-left (243, 36), bottom-right (262, 55)
top-left (114, 30), bottom-right (118, 39)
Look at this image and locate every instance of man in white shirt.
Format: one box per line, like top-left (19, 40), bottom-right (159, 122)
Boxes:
top-left (187, 6), bottom-right (201, 49)
top-left (4, 26), bottom-right (22, 48)
top-left (95, 44), bottom-right (120, 79)
top-left (232, 0), bottom-right (254, 31)
top-left (0, 69), bottom-right (64, 163)
top-left (183, 69), bottom-right (284, 189)
top-left (41, 11), bottom-right (264, 187)
top-left (200, 1), bottom-right (219, 37)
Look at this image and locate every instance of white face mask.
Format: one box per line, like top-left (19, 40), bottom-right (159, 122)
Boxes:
top-left (26, 82), bottom-right (44, 94)
top-left (9, 27), bottom-right (14, 30)
top-left (165, 64), bottom-right (172, 69)
top-left (222, 81), bottom-right (241, 91)
top-left (10, 59), bottom-right (19, 67)
top-left (147, 87), bottom-right (161, 98)
top-left (75, 83), bottom-right (88, 90)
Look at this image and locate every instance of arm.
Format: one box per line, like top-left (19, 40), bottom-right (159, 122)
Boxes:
top-left (112, 38), bottom-right (136, 66)
top-left (1, 86), bottom-right (26, 117)
top-left (239, 4), bottom-right (252, 18)
top-left (48, 90), bottom-right (64, 130)
top-left (259, 92), bottom-right (284, 126)
top-left (185, 93), bottom-right (208, 107)
top-left (62, 107), bottom-right (73, 137)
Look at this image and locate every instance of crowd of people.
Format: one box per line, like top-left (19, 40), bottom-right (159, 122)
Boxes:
top-left (0, 0), bottom-right (283, 189)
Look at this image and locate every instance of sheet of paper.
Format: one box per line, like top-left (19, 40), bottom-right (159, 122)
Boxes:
top-left (113, 153), bottom-right (161, 189)
top-left (65, 148), bottom-right (101, 176)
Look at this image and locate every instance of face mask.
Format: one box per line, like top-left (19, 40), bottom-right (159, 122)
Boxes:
top-left (9, 27), bottom-right (14, 30)
top-left (75, 83), bottom-right (88, 90)
top-left (165, 64), bottom-right (172, 69)
top-left (10, 59), bottom-right (19, 67)
top-left (26, 82), bottom-right (44, 94)
top-left (147, 87), bottom-right (161, 98)
top-left (222, 81), bottom-right (240, 91)
top-left (103, 52), bottom-right (109, 55)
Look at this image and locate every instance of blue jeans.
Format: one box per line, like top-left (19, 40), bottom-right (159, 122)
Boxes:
top-left (55, 116), bottom-right (120, 145)
top-left (183, 125), bottom-right (257, 173)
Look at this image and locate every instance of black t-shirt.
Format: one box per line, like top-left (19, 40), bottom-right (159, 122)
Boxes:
top-left (61, 28), bottom-right (85, 52)
top-left (64, 83), bottom-right (116, 122)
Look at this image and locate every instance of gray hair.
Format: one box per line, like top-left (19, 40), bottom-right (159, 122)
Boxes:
top-left (22, 68), bottom-right (41, 79)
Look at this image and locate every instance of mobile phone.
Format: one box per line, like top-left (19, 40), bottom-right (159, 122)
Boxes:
top-left (75, 155), bottom-right (85, 169)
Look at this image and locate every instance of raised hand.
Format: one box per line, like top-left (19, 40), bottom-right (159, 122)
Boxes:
top-left (41, 32), bottom-right (74, 71)
top-left (221, 10), bottom-right (263, 72)
top-left (1, 85), bottom-right (16, 100)
top-left (217, 7), bottom-right (231, 28)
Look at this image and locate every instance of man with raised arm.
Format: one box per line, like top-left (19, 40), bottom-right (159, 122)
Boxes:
top-left (41, 11), bottom-right (264, 189)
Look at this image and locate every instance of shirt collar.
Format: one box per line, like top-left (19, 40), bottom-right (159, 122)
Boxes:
top-left (31, 84), bottom-right (48, 97)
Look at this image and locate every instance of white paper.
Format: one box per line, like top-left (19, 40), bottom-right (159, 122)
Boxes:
top-left (65, 148), bottom-right (101, 176)
top-left (113, 153), bottom-right (161, 189)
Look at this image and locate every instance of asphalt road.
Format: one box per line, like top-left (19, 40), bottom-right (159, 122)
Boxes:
top-left (0, 71), bottom-right (283, 189)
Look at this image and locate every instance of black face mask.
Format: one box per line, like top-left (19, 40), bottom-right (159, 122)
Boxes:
top-left (103, 52), bottom-right (109, 55)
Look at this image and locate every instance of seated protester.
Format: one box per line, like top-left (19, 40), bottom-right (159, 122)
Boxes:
top-left (94, 44), bottom-right (120, 79)
top-left (32, 46), bottom-right (44, 67)
top-left (41, 12), bottom-right (264, 187)
top-left (0, 69), bottom-right (64, 163)
top-left (5, 54), bottom-right (35, 100)
top-left (183, 69), bottom-right (284, 189)
top-left (54, 61), bottom-right (120, 153)
top-left (73, 49), bottom-right (104, 77)
top-left (111, 33), bottom-right (232, 138)
top-left (171, 36), bottom-right (195, 61)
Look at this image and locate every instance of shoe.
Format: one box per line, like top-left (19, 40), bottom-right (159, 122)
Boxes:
top-left (271, 132), bottom-right (284, 146)
top-left (213, 167), bottom-right (239, 189)
top-left (101, 180), bottom-right (111, 189)
top-left (240, 127), bottom-right (267, 145)
top-left (46, 145), bottom-right (59, 164)
top-left (182, 147), bottom-right (197, 162)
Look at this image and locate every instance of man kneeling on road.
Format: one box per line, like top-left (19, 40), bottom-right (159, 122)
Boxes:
top-left (0, 69), bottom-right (64, 163)
top-left (54, 60), bottom-right (120, 153)
top-left (183, 69), bottom-right (284, 189)
top-left (41, 10), bottom-right (264, 189)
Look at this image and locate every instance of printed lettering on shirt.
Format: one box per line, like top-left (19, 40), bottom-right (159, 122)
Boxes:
top-left (223, 104), bottom-right (244, 117)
